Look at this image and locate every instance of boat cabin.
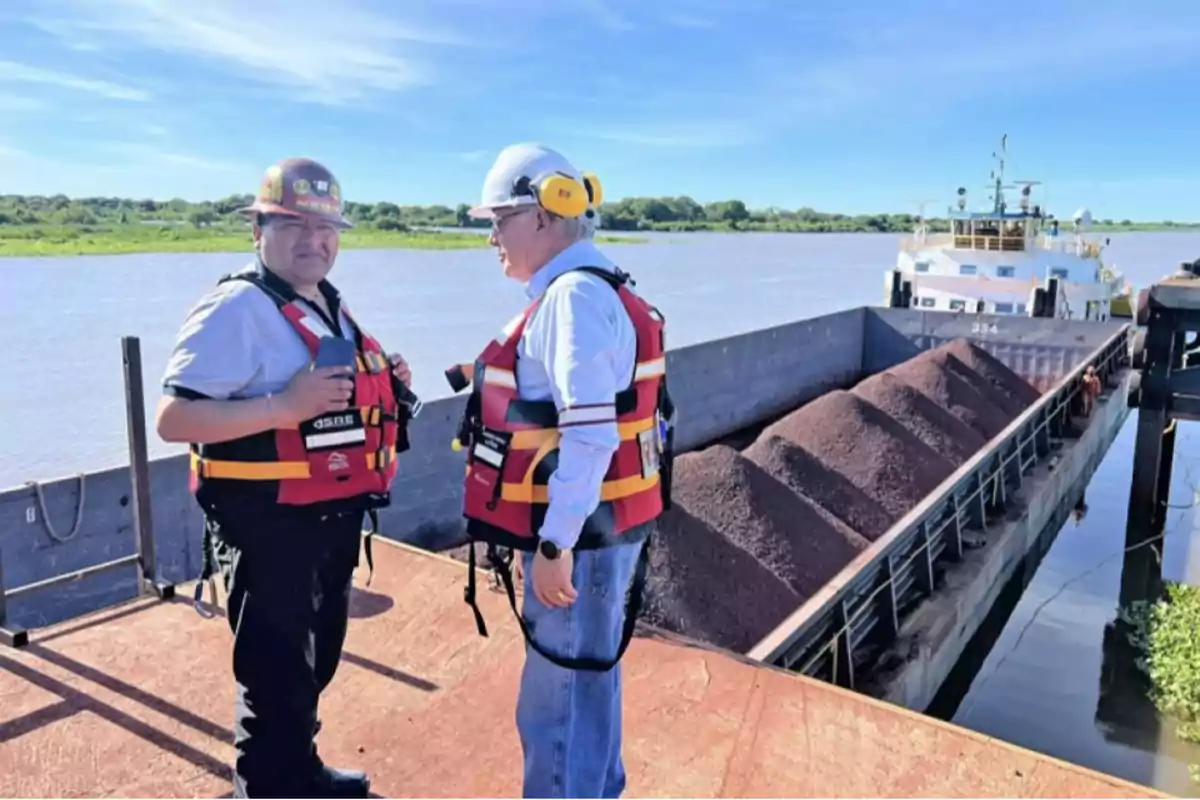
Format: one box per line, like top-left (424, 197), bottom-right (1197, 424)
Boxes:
top-left (949, 210), bottom-right (1046, 253)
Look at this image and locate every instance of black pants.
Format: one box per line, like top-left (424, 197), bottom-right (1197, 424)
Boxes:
top-left (205, 501), bottom-right (364, 798)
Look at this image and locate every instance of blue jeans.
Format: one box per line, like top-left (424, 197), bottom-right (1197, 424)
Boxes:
top-left (515, 541), bottom-right (643, 798)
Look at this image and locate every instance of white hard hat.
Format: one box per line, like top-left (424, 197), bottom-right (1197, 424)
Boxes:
top-left (468, 143), bottom-right (597, 220)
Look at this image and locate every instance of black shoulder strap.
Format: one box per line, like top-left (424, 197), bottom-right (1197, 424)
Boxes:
top-left (573, 265), bottom-right (627, 290)
top-left (220, 265), bottom-right (354, 341)
top-left (219, 269), bottom-right (291, 309)
top-left (463, 539), bottom-right (650, 673)
top-left (546, 265), bottom-right (634, 293)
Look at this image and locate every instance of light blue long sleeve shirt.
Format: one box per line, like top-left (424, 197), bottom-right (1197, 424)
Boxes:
top-left (516, 240), bottom-right (638, 550)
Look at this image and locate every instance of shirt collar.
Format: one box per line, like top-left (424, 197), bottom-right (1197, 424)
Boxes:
top-left (254, 255), bottom-right (341, 304)
top-left (524, 240), bottom-right (616, 300)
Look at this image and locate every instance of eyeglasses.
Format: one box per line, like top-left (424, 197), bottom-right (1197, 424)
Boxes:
top-left (492, 207), bottom-right (533, 234)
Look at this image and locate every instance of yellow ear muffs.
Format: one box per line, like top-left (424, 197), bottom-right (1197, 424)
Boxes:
top-left (536, 173), bottom-right (589, 218)
top-left (582, 173), bottom-right (603, 207)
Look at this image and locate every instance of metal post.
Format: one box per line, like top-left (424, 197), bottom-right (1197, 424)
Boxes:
top-left (1154, 419), bottom-right (1178, 531)
top-left (121, 336), bottom-right (173, 600)
top-left (0, 547), bottom-right (29, 648)
top-left (1127, 310), bottom-right (1176, 539)
top-left (916, 521), bottom-right (935, 595)
top-left (878, 555), bottom-right (899, 639)
top-left (946, 495), bottom-right (964, 560)
top-left (832, 600), bottom-right (855, 690)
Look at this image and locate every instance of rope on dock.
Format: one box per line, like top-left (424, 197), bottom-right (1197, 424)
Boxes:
top-left (24, 473), bottom-right (87, 544)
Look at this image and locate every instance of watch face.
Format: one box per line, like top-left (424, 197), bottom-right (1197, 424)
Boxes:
top-left (539, 540), bottom-right (559, 559)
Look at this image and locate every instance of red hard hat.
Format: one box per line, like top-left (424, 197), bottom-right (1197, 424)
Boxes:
top-left (240, 157), bottom-right (353, 229)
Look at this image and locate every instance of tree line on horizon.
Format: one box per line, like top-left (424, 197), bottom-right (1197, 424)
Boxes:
top-left (0, 192), bottom-right (1190, 234)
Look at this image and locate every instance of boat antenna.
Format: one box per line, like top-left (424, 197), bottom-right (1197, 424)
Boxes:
top-left (913, 199), bottom-right (934, 241)
top-left (1012, 180), bottom-right (1042, 215)
top-left (989, 134), bottom-right (1008, 213)
top-left (915, 199), bottom-right (935, 223)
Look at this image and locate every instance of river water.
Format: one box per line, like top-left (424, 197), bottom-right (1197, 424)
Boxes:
top-left (929, 413), bottom-right (1200, 795)
top-left (7, 229), bottom-right (1200, 792)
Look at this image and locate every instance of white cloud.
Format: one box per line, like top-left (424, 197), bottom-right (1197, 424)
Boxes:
top-left (0, 142), bottom-right (29, 158)
top-left (25, 0), bottom-right (474, 105)
top-left (0, 94), bottom-right (50, 113)
top-left (608, 5), bottom-right (1200, 149)
top-left (0, 141), bottom-right (252, 199)
top-left (578, 0), bottom-right (634, 32)
top-left (98, 141), bottom-right (248, 173)
top-left (661, 14), bottom-right (716, 29)
top-left (577, 122), bottom-right (760, 149)
top-left (0, 60), bottom-right (149, 101)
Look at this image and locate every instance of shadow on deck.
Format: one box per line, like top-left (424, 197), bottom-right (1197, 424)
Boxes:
top-left (0, 538), bottom-right (1164, 798)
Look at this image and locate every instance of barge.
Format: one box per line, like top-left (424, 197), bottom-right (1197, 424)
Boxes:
top-left (0, 305), bottom-right (1148, 797)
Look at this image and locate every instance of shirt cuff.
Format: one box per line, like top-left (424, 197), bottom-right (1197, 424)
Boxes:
top-left (162, 383), bottom-right (213, 400)
top-left (538, 506), bottom-right (585, 550)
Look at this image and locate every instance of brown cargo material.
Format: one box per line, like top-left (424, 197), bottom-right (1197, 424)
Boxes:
top-left (662, 444), bottom-right (870, 598)
top-left (917, 348), bottom-right (1027, 420)
top-left (888, 356), bottom-right (1014, 441)
top-left (853, 370), bottom-right (988, 466)
top-left (743, 434), bottom-right (895, 541)
top-left (759, 390), bottom-right (957, 534)
top-left (644, 515), bottom-right (799, 653)
top-left (935, 339), bottom-right (1043, 410)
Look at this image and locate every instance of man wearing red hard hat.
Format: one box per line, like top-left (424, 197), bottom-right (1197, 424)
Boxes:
top-left (157, 157), bottom-right (416, 798)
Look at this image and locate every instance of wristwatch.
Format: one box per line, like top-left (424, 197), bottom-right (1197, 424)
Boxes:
top-left (538, 539), bottom-right (561, 560)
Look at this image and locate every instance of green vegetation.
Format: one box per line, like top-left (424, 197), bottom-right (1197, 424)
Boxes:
top-left (0, 194), bottom-right (640, 257)
top-left (597, 197), bottom-right (1200, 233)
top-left (0, 222), bottom-right (496, 256)
top-left (1, 193), bottom-right (1195, 257)
top-left (1119, 582), bottom-right (1200, 782)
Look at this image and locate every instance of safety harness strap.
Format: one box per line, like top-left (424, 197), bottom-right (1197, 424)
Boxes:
top-left (463, 537), bottom-right (650, 673)
top-left (363, 509), bottom-right (378, 587)
top-left (191, 509), bottom-right (380, 618)
top-left (192, 517), bottom-right (221, 618)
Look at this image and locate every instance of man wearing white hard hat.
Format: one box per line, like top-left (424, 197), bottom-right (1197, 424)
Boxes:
top-left (448, 143), bottom-right (675, 797)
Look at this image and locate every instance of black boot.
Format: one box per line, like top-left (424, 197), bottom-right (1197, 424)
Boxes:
top-left (309, 719), bottom-right (371, 798)
top-left (310, 764), bottom-right (371, 798)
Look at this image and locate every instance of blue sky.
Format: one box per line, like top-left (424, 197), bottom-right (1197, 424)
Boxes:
top-left (1, 0), bottom-right (1198, 220)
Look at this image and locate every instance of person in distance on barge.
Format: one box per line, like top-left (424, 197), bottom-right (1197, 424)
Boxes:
top-left (452, 143), bottom-right (675, 798)
top-left (155, 157), bottom-right (414, 799)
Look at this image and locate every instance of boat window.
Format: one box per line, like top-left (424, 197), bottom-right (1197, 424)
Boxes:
top-left (997, 266), bottom-right (1015, 278)
top-left (994, 302), bottom-right (1014, 314)
top-left (915, 261), bottom-right (930, 273)
top-left (1050, 267), bottom-right (1070, 280)
top-left (948, 299), bottom-right (966, 311)
top-left (1016, 303), bottom-right (1027, 315)
top-left (919, 297), bottom-right (936, 308)
top-left (959, 264), bottom-right (978, 276)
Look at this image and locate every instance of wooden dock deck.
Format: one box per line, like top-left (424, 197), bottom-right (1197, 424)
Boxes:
top-left (0, 538), bottom-right (1164, 798)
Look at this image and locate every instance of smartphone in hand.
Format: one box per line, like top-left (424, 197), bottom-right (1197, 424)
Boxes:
top-left (314, 336), bottom-right (357, 374)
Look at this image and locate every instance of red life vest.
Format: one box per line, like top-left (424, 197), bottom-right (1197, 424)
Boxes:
top-left (188, 271), bottom-right (407, 513)
top-left (456, 266), bottom-right (672, 551)
top-left (453, 266), bottom-right (675, 672)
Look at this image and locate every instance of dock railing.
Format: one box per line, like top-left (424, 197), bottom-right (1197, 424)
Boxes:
top-left (0, 337), bottom-right (175, 647)
top-left (746, 324), bottom-right (1132, 689)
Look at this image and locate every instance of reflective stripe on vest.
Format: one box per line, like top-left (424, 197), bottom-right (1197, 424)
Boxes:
top-left (188, 275), bottom-right (402, 507)
top-left (459, 268), bottom-right (669, 544)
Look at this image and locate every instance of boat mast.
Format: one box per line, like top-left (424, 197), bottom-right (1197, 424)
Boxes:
top-left (913, 199), bottom-right (933, 243)
top-left (991, 134), bottom-right (1006, 213)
